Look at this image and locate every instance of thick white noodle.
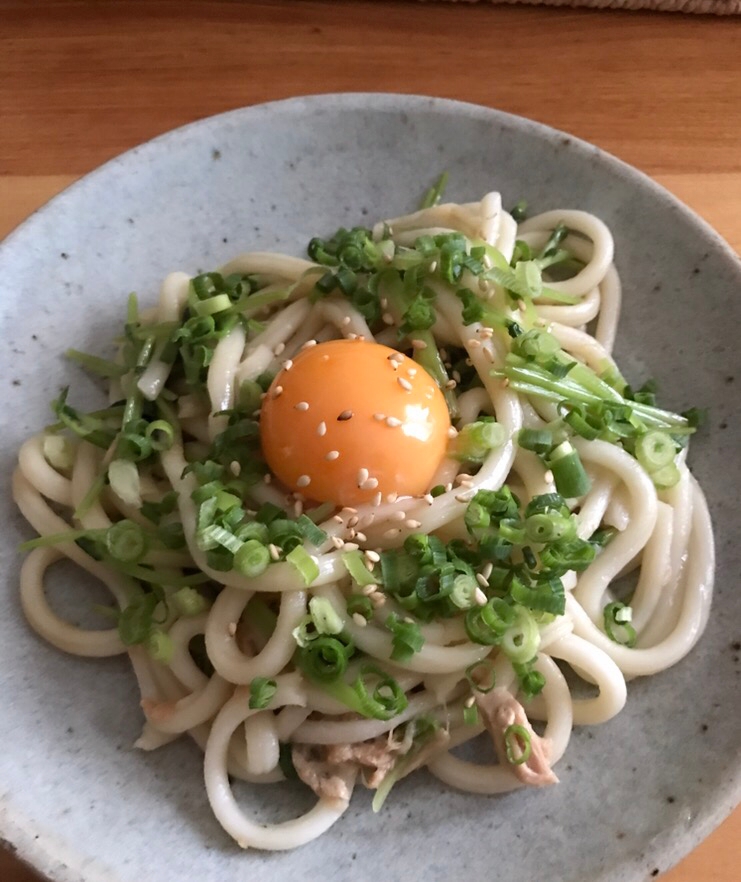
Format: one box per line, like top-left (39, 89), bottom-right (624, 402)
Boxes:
top-left (14, 194), bottom-right (715, 853)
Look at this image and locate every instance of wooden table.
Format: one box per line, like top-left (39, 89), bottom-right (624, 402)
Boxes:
top-left (1, 1), bottom-right (739, 879)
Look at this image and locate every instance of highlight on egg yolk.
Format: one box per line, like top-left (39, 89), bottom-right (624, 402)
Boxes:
top-left (259, 339), bottom-right (451, 507)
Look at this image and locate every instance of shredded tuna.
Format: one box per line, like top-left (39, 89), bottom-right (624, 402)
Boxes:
top-left (475, 687), bottom-right (558, 787)
top-left (291, 744), bottom-right (357, 802)
top-left (326, 739), bottom-right (400, 789)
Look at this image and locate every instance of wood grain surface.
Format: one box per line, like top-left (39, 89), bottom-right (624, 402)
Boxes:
top-left (1, 2), bottom-right (739, 880)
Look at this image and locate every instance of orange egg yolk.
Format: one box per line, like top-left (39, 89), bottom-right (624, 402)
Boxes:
top-left (260, 339), bottom-right (451, 507)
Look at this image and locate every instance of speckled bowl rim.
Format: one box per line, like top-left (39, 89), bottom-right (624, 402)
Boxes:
top-left (1, 92), bottom-right (739, 882)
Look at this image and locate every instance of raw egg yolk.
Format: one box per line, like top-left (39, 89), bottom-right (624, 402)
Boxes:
top-left (260, 339), bottom-right (451, 507)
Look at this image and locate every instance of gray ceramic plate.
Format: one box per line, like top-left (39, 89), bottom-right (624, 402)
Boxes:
top-left (1, 94), bottom-right (739, 882)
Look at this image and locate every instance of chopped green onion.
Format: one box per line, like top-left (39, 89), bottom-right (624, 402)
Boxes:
top-left (233, 539), bottom-right (270, 578)
top-left (504, 724), bottom-right (532, 765)
top-left (420, 171), bottom-right (449, 209)
top-left (342, 550), bottom-right (378, 588)
top-left (172, 586), bottom-right (207, 616)
top-left (463, 704), bottom-right (479, 726)
top-left (465, 659), bottom-right (496, 693)
top-left (650, 462), bottom-right (680, 489)
top-left (635, 430), bottom-right (676, 473)
top-left (510, 200), bottom-right (528, 223)
top-left (517, 427), bottom-right (555, 455)
top-left (147, 629), bottom-right (174, 663)
top-left (547, 441), bottom-right (591, 498)
top-left (347, 594), bottom-right (374, 620)
top-left (351, 663), bottom-right (407, 720)
top-left (248, 676), bottom-right (277, 709)
top-left (118, 592), bottom-right (159, 645)
top-left (107, 458), bottom-right (142, 507)
top-left (145, 419), bottom-right (175, 451)
top-left (309, 596), bottom-right (344, 636)
top-left (385, 612), bottom-right (425, 661)
top-left (65, 348), bottom-right (128, 378)
top-left (603, 601), bottom-right (637, 647)
top-left (449, 574), bottom-right (479, 610)
top-left (42, 434), bottom-right (75, 471)
top-left (298, 636), bottom-right (351, 683)
top-left (295, 514), bottom-right (328, 547)
top-left (286, 546), bottom-right (320, 585)
top-left (105, 520), bottom-right (148, 564)
top-left (501, 608), bottom-right (540, 663)
top-left (450, 420), bottom-right (506, 463)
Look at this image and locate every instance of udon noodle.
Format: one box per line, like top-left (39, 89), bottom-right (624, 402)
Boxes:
top-left (13, 189), bottom-right (714, 850)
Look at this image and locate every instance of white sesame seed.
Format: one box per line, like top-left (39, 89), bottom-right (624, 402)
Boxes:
top-left (347, 332), bottom-right (358, 340)
top-left (447, 426), bottom-right (459, 438)
top-left (373, 413), bottom-right (386, 421)
top-left (341, 315), bottom-right (352, 327)
top-left (357, 467), bottom-right (369, 486)
top-left (348, 528), bottom-right (356, 540)
top-left (403, 616), bottom-right (415, 624)
top-left (424, 493), bottom-right (434, 505)
top-left (227, 622), bottom-right (237, 637)
top-left (332, 514), bottom-right (344, 524)
top-left (268, 543), bottom-right (281, 561)
top-left (476, 573), bottom-right (489, 588)
top-left (406, 519), bottom-right (422, 529)
top-left (317, 421), bottom-right (327, 436)
top-left (386, 416), bottom-right (402, 427)
top-left (348, 515), bottom-right (359, 527)
top-left (474, 587), bottom-right (488, 606)
top-left (342, 507), bottom-right (359, 515)
top-left (455, 492), bottom-right (473, 503)
top-left (468, 338), bottom-right (481, 349)
top-left (282, 359), bottom-right (294, 371)
top-left (483, 348), bottom-right (495, 363)
top-left (390, 511), bottom-right (407, 522)
top-left (517, 300), bottom-right (527, 312)
top-left (355, 531), bottom-right (367, 543)
top-left (408, 367), bottom-right (417, 377)
top-left (544, 470), bottom-right (554, 483)
top-left (294, 401), bottom-right (309, 411)
top-left (337, 409), bottom-right (353, 421)
top-left (411, 338), bottom-right (427, 350)
top-left (502, 378), bottom-right (510, 388)
top-left (482, 562), bottom-right (493, 580)
top-left (360, 477), bottom-right (379, 491)
top-left (398, 377), bottom-right (413, 392)
top-left (273, 342), bottom-right (285, 356)
top-left (331, 536), bottom-right (345, 550)
top-left (361, 582), bottom-right (379, 596)
top-left (352, 613), bottom-right (368, 628)
top-left (480, 327), bottom-right (493, 339)
top-left (386, 491), bottom-right (399, 503)
top-left (454, 473), bottom-right (472, 485)
top-left (293, 500), bottom-right (303, 517)
top-left (452, 370), bottom-right (462, 383)
top-left (372, 492), bottom-right (383, 507)
top-left (230, 460), bottom-right (241, 476)
top-left (272, 385), bottom-right (284, 398)
top-left (444, 483), bottom-right (453, 492)
top-left (382, 313), bottom-right (395, 325)
top-left (365, 549), bottom-right (381, 563)
top-left (429, 260), bottom-right (438, 272)
top-left (302, 339), bottom-right (318, 349)
top-left (459, 478), bottom-right (474, 488)
top-left (445, 379), bottom-right (457, 390)
top-left (296, 474), bottom-right (311, 487)
top-left (263, 473), bottom-right (272, 484)
top-left (464, 694), bottom-right (476, 708)
top-left (384, 528), bottom-right (401, 540)
top-left (343, 542), bottom-right (360, 552)
top-left (325, 450), bottom-right (340, 461)
top-left (478, 278), bottom-right (490, 293)
top-left (370, 592), bottom-right (386, 607)
top-left (380, 297), bottom-right (389, 308)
